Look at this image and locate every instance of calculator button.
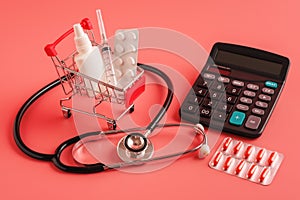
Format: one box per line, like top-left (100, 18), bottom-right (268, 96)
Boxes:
top-left (262, 87), bottom-right (275, 95)
top-left (211, 82), bottom-right (226, 91)
top-left (218, 76), bottom-right (230, 83)
top-left (188, 96), bottom-right (203, 105)
top-left (247, 83), bottom-right (259, 91)
top-left (255, 101), bottom-right (268, 109)
top-left (232, 80), bottom-right (245, 87)
top-left (240, 97), bottom-right (253, 105)
top-left (199, 107), bottom-right (212, 118)
top-left (217, 104), bottom-right (233, 113)
top-left (245, 115), bottom-right (261, 130)
top-left (212, 111), bottom-right (227, 122)
top-left (203, 99), bottom-right (216, 108)
top-left (265, 81), bottom-right (278, 89)
top-left (195, 88), bottom-right (208, 97)
top-left (227, 86), bottom-right (241, 96)
top-left (243, 90), bottom-right (256, 98)
top-left (203, 73), bottom-right (216, 80)
top-left (252, 108), bottom-right (265, 116)
top-left (229, 111), bottom-right (246, 126)
top-left (197, 79), bottom-right (212, 88)
top-left (182, 104), bottom-right (198, 113)
top-left (236, 104), bottom-right (249, 111)
top-left (209, 91), bottom-right (223, 100)
top-left (258, 94), bottom-right (271, 102)
top-left (224, 95), bottom-right (237, 104)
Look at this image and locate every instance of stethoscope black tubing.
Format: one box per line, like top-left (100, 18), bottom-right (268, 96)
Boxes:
top-left (142, 64), bottom-right (174, 133)
top-left (13, 77), bottom-right (61, 161)
top-left (52, 131), bottom-right (107, 173)
top-left (13, 63), bottom-right (174, 173)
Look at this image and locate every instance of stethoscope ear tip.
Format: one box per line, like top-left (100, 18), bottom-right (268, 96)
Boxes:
top-left (195, 123), bottom-right (205, 134)
top-left (198, 144), bottom-right (210, 159)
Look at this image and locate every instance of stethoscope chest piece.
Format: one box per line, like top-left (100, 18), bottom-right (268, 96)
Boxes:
top-left (117, 133), bottom-right (154, 162)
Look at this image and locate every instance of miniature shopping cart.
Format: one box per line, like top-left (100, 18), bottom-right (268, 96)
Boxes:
top-left (44, 18), bottom-right (145, 130)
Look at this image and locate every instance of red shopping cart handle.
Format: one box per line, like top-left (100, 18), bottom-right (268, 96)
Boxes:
top-left (44, 18), bottom-right (93, 57)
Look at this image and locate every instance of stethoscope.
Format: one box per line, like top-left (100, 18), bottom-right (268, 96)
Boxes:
top-left (13, 63), bottom-right (210, 173)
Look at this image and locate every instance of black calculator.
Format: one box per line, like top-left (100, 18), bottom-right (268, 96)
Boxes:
top-left (180, 42), bottom-right (289, 138)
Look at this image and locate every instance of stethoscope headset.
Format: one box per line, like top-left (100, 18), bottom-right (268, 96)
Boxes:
top-left (14, 27), bottom-right (211, 174)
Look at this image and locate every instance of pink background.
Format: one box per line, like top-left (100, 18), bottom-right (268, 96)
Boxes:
top-left (1, 0), bottom-right (299, 199)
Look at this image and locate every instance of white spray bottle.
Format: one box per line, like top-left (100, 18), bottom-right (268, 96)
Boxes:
top-left (73, 23), bottom-right (105, 97)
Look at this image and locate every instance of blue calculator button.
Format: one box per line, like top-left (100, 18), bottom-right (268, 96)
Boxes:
top-left (229, 111), bottom-right (246, 126)
top-left (265, 81), bottom-right (278, 89)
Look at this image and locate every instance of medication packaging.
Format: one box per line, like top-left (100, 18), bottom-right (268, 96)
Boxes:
top-left (209, 137), bottom-right (284, 185)
top-left (113, 29), bottom-right (139, 88)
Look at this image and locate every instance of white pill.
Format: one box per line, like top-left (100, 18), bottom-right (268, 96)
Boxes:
top-left (127, 57), bottom-right (136, 65)
top-left (113, 57), bottom-right (124, 66)
top-left (116, 32), bottom-right (125, 41)
top-left (129, 44), bottom-right (137, 52)
top-left (115, 44), bottom-right (125, 53)
top-left (128, 32), bottom-right (137, 40)
top-left (127, 69), bottom-right (135, 77)
top-left (115, 69), bottom-right (122, 78)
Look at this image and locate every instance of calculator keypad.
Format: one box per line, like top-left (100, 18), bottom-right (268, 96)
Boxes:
top-left (180, 72), bottom-right (281, 138)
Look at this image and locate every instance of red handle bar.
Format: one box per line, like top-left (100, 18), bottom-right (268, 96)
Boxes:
top-left (44, 18), bottom-right (93, 57)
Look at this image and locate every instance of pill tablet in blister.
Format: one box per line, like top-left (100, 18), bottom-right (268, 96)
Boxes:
top-left (127, 57), bottom-right (136, 65)
top-left (222, 137), bottom-right (232, 151)
top-left (247, 164), bottom-right (258, 179)
top-left (114, 69), bottom-right (122, 78)
top-left (130, 44), bottom-right (137, 52)
top-left (114, 58), bottom-right (124, 66)
top-left (209, 137), bottom-right (284, 186)
top-left (244, 145), bottom-right (254, 159)
top-left (233, 141), bottom-right (243, 155)
top-left (259, 167), bottom-right (271, 183)
top-left (268, 152), bottom-right (278, 166)
top-left (235, 160), bottom-right (246, 175)
top-left (116, 32), bottom-right (125, 41)
top-left (256, 148), bottom-right (266, 163)
top-left (223, 156), bottom-right (233, 171)
top-left (128, 32), bottom-right (137, 40)
top-left (115, 44), bottom-right (125, 53)
top-left (213, 152), bottom-right (223, 167)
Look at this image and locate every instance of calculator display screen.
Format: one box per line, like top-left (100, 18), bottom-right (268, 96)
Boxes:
top-left (215, 50), bottom-right (283, 77)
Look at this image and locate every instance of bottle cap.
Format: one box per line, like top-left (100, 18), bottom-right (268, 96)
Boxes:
top-left (73, 24), bottom-right (92, 53)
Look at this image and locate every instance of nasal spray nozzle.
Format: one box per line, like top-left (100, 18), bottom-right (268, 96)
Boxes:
top-left (73, 24), bottom-right (93, 54)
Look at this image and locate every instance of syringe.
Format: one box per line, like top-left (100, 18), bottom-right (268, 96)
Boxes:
top-left (96, 9), bottom-right (117, 86)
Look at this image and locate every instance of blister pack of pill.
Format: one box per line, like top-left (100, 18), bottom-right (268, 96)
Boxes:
top-left (209, 137), bottom-right (284, 185)
top-left (113, 29), bottom-right (139, 79)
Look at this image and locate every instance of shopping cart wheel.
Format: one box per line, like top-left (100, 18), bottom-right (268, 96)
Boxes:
top-left (129, 105), bottom-right (135, 113)
top-left (62, 109), bottom-right (72, 118)
top-left (107, 120), bottom-right (117, 130)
